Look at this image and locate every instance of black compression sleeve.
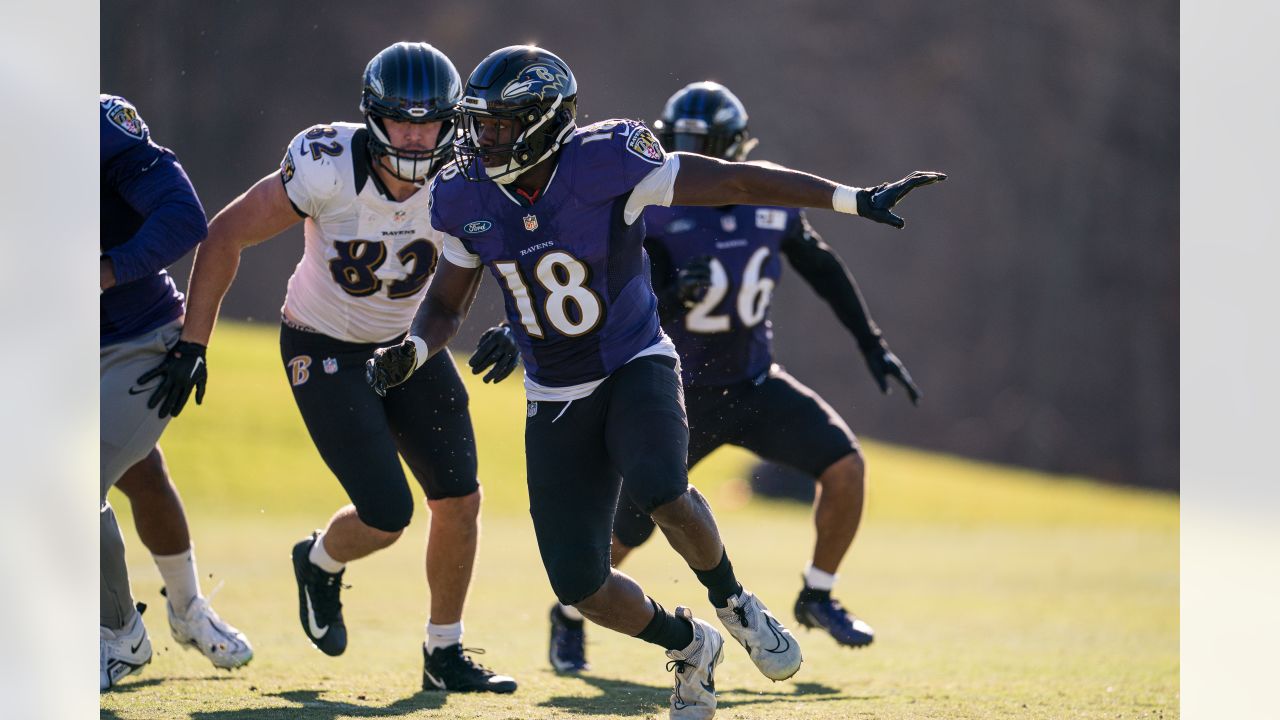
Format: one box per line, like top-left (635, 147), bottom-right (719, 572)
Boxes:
top-left (780, 214), bottom-right (884, 353)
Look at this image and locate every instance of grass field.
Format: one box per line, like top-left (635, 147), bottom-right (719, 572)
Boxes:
top-left (101, 322), bottom-right (1178, 719)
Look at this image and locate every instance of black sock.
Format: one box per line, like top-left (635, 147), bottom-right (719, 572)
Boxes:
top-left (692, 549), bottom-right (744, 608)
top-left (798, 585), bottom-right (831, 603)
top-left (634, 598), bottom-right (694, 651)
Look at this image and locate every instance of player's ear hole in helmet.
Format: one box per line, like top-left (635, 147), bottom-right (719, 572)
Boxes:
top-left (654, 81), bottom-right (758, 162)
top-left (453, 45), bottom-right (578, 185)
top-left (359, 42), bottom-right (463, 183)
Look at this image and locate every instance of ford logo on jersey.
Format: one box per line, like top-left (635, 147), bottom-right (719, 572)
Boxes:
top-left (463, 220), bottom-right (493, 234)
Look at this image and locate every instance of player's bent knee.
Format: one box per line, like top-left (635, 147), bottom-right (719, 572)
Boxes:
top-left (818, 452), bottom-right (866, 489)
top-left (426, 488), bottom-right (481, 524)
top-left (546, 553), bottom-right (611, 607)
top-left (613, 512), bottom-right (658, 549)
top-left (356, 501), bottom-right (414, 535)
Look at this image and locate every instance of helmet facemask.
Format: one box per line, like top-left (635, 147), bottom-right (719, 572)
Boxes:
top-left (364, 106), bottom-right (457, 184)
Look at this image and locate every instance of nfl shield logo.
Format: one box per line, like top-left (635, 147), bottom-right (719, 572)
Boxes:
top-left (523, 214), bottom-right (539, 231)
top-left (322, 357), bottom-right (338, 374)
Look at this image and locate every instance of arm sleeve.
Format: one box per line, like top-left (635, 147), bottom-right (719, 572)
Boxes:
top-left (623, 154), bottom-right (680, 225)
top-left (441, 233), bottom-right (482, 268)
top-left (780, 213), bottom-right (885, 353)
top-left (644, 237), bottom-right (684, 325)
top-left (101, 145), bottom-right (208, 285)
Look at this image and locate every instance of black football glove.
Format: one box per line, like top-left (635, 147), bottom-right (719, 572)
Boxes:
top-left (135, 340), bottom-right (208, 419)
top-left (365, 341), bottom-right (419, 397)
top-left (677, 255), bottom-right (715, 306)
top-left (856, 171), bottom-right (947, 229)
top-left (468, 324), bottom-right (520, 384)
top-left (862, 343), bottom-right (921, 405)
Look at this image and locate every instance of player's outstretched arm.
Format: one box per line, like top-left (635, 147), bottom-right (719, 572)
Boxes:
top-left (135, 172), bottom-right (300, 419)
top-left (782, 223), bottom-right (920, 405)
top-left (670, 153), bottom-right (946, 229)
top-left (366, 260), bottom-right (483, 396)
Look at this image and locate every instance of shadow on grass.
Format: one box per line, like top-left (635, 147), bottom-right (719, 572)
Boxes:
top-left (541, 674), bottom-right (868, 716)
top-left (187, 688), bottom-right (449, 720)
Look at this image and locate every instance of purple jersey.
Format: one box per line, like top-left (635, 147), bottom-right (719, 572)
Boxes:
top-left (100, 95), bottom-right (207, 346)
top-left (644, 204), bottom-right (803, 387)
top-left (432, 119), bottom-right (675, 391)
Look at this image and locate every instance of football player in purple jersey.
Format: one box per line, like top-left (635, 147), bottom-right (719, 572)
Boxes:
top-left (100, 94), bottom-right (253, 690)
top-left (546, 81), bottom-right (920, 672)
top-left (367, 45), bottom-right (943, 719)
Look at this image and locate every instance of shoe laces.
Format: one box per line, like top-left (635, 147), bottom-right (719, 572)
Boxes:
top-left (665, 658), bottom-right (691, 674)
top-left (437, 645), bottom-right (495, 675)
top-left (732, 604), bottom-right (750, 629)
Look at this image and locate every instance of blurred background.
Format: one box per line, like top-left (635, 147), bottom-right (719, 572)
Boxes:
top-left (101, 0), bottom-right (1178, 489)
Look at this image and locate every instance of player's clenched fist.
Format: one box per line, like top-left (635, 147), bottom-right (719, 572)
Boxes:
top-left (366, 341), bottom-right (419, 397)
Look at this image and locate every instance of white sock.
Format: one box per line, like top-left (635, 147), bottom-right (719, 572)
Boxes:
top-left (425, 621), bottom-right (463, 654)
top-left (308, 532), bottom-right (346, 574)
top-left (558, 603), bottom-right (584, 622)
top-left (153, 548), bottom-right (201, 613)
top-left (804, 563), bottom-right (838, 592)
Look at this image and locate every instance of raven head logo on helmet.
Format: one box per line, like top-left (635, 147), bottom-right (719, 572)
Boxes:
top-left (359, 42), bottom-right (463, 183)
top-left (454, 45), bottom-right (578, 185)
top-left (500, 64), bottom-right (570, 102)
top-left (654, 81), bottom-right (758, 162)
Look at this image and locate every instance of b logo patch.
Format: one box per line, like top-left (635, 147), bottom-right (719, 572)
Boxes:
top-left (626, 126), bottom-right (664, 165)
top-left (106, 100), bottom-right (146, 139)
top-left (288, 355), bottom-right (312, 386)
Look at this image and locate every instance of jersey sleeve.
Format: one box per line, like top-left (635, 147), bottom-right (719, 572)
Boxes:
top-left (280, 125), bottom-right (345, 218)
top-left (100, 96), bottom-right (208, 284)
top-left (575, 120), bottom-right (678, 216)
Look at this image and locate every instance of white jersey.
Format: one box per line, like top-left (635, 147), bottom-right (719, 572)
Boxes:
top-left (279, 122), bottom-right (443, 343)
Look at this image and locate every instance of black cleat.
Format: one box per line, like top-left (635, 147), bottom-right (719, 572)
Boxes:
top-left (422, 644), bottom-right (517, 693)
top-left (794, 587), bottom-right (874, 648)
top-left (291, 532), bottom-right (347, 656)
top-left (548, 604), bottom-right (589, 673)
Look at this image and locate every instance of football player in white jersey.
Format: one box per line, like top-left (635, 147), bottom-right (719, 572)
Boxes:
top-left (159, 42), bottom-right (518, 692)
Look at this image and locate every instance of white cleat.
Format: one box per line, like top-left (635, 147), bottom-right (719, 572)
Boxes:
top-left (100, 611), bottom-right (152, 691)
top-left (715, 589), bottom-right (802, 681)
top-left (167, 596), bottom-right (254, 669)
top-left (666, 607), bottom-right (724, 720)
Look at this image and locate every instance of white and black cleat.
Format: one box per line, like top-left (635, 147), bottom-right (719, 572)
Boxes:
top-left (100, 605), bottom-right (152, 691)
top-left (666, 607), bottom-right (724, 720)
top-left (165, 589), bottom-right (254, 669)
top-left (715, 589), bottom-right (802, 681)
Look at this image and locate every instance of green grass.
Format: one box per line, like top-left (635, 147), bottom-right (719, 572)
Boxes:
top-left (102, 321), bottom-right (1178, 719)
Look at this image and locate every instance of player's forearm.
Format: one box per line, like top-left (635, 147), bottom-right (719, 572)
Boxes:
top-left (407, 266), bottom-right (483, 362)
top-left (181, 174), bottom-right (303, 345)
top-left (104, 195), bottom-right (208, 285)
top-left (787, 243), bottom-right (883, 352)
top-left (670, 153), bottom-right (851, 211)
top-left (179, 233), bottom-right (243, 345)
